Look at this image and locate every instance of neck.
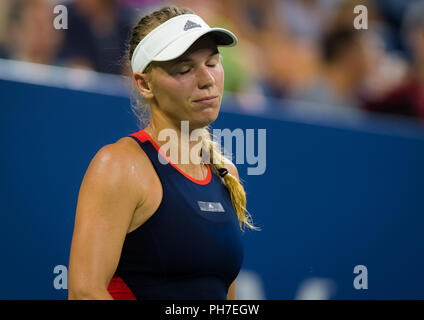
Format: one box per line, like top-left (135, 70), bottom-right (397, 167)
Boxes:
top-left (144, 110), bottom-right (207, 167)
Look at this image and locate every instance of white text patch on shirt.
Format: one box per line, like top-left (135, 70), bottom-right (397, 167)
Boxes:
top-left (197, 201), bottom-right (225, 213)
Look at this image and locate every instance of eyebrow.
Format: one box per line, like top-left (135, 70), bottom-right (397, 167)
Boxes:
top-left (172, 48), bottom-right (220, 66)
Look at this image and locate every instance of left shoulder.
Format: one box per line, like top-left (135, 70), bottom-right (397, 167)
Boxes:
top-left (222, 159), bottom-right (239, 181)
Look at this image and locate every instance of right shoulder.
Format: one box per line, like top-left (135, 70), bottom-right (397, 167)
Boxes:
top-left (82, 136), bottom-right (152, 202)
top-left (88, 136), bottom-right (148, 174)
top-left (92, 136), bottom-right (146, 164)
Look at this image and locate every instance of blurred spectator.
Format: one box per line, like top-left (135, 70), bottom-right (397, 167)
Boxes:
top-left (219, 0), bottom-right (320, 100)
top-left (331, 0), bottom-right (381, 31)
top-left (273, 0), bottom-right (337, 46)
top-left (0, 0), bottom-right (422, 125)
top-left (58, 0), bottom-right (133, 75)
top-left (1, 0), bottom-right (63, 66)
top-left (291, 27), bottom-right (373, 112)
top-left (363, 1), bottom-right (424, 122)
top-left (372, 0), bottom-right (421, 52)
top-left (0, 0), bottom-right (10, 58)
top-left (119, 0), bottom-right (163, 9)
top-left (331, 0), bottom-right (400, 54)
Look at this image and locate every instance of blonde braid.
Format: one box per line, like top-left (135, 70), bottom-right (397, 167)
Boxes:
top-left (201, 127), bottom-right (260, 232)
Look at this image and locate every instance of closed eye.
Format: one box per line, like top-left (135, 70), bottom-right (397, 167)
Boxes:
top-left (206, 54), bottom-right (221, 68)
top-left (177, 66), bottom-right (192, 75)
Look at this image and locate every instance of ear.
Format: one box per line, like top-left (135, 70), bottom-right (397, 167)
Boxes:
top-left (133, 72), bottom-right (154, 100)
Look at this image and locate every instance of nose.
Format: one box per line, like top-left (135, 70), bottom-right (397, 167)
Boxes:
top-left (196, 65), bottom-right (215, 89)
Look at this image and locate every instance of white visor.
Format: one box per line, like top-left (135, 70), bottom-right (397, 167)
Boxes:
top-left (130, 14), bottom-right (238, 73)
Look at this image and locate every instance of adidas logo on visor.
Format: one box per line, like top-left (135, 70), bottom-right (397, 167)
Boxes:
top-left (184, 20), bottom-right (202, 31)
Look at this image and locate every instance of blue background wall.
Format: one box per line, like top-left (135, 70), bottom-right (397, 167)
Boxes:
top-left (1, 78), bottom-right (424, 299)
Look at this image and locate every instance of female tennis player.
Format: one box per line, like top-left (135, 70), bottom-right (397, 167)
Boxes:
top-left (68, 6), bottom-right (258, 300)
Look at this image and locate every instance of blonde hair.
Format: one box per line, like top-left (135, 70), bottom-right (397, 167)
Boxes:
top-left (126, 5), bottom-right (260, 232)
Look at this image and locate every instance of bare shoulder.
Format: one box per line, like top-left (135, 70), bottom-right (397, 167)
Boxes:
top-left (222, 158), bottom-right (240, 181)
top-left (99, 136), bottom-right (146, 160)
top-left (88, 137), bottom-right (146, 175)
top-left (83, 137), bottom-right (152, 201)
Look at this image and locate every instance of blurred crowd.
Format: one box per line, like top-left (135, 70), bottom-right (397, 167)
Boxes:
top-left (0, 0), bottom-right (423, 123)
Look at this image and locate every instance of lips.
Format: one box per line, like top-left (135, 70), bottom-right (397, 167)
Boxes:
top-left (193, 96), bottom-right (218, 103)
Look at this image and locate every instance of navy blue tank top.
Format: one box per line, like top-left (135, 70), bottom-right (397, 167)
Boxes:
top-left (107, 129), bottom-right (244, 300)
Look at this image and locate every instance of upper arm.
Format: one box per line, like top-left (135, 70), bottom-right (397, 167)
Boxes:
top-left (227, 279), bottom-right (237, 300)
top-left (68, 144), bottom-right (144, 296)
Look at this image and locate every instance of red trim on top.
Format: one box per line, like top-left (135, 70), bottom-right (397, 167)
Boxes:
top-left (129, 129), bottom-right (212, 185)
top-left (107, 274), bottom-right (136, 300)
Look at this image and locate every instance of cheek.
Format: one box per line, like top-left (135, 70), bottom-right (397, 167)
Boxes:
top-left (214, 65), bottom-right (225, 90)
top-left (153, 77), bottom-right (188, 105)
top-left (217, 64), bottom-right (225, 80)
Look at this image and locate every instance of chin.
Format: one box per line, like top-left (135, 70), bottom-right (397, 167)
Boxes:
top-left (190, 106), bottom-right (219, 127)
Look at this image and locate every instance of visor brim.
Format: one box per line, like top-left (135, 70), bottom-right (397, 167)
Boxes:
top-left (152, 28), bottom-right (237, 62)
